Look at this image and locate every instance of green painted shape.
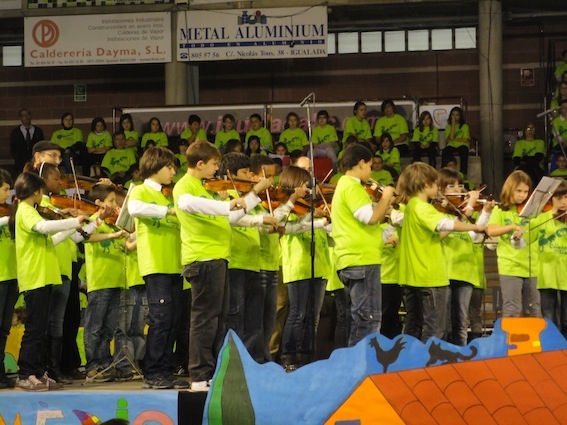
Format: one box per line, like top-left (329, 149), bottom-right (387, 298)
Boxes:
top-left (208, 334), bottom-right (255, 425)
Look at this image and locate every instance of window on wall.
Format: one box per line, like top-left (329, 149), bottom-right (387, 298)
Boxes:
top-left (327, 33), bottom-right (336, 55)
top-left (338, 32), bottom-right (359, 54)
top-left (361, 32), bottom-right (382, 53)
top-left (330, 27), bottom-right (477, 54)
top-left (2, 46), bottom-right (22, 66)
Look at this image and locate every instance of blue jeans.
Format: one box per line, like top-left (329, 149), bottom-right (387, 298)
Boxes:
top-left (0, 280), bottom-right (18, 375)
top-left (18, 285), bottom-right (52, 379)
top-left (84, 288), bottom-right (120, 372)
top-left (540, 289), bottom-right (567, 339)
top-left (183, 260), bottom-right (229, 382)
top-left (339, 265), bottom-right (382, 347)
top-left (281, 278), bottom-right (326, 356)
top-left (227, 269), bottom-right (264, 362)
top-left (114, 285), bottom-right (148, 372)
top-left (143, 274), bottom-right (182, 379)
top-left (449, 280), bottom-right (473, 346)
top-left (259, 270), bottom-right (278, 363)
top-left (49, 278), bottom-right (71, 338)
top-left (403, 286), bottom-right (449, 342)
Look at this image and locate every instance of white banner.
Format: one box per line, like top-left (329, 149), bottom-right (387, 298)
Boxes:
top-left (177, 7), bottom-right (327, 62)
top-left (25, 12), bottom-right (171, 67)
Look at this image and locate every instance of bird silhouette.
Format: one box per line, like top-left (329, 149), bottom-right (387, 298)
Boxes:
top-left (369, 336), bottom-right (406, 373)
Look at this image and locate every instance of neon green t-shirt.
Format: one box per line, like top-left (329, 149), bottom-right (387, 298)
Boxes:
top-left (16, 202), bottom-right (62, 291)
top-left (229, 224), bottom-right (261, 272)
top-left (84, 222), bottom-right (127, 292)
top-left (370, 169), bottom-right (394, 186)
top-left (487, 205), bottom-right (538, 277)
top-left (398, 197), bottom-right (448, 287)
top-left (550, 168), bottom-right (567, 178)
top-left (40, 197), bottom-right (76, 279)
top-left (141, 131), bottom-right (169, 148)
top-left (312, 125), bottom-right (339, 145)
top-left (445, 123), bottom-right (471, 149)
top-left (529, 211), bottom-right (567, 290)
top-left (330, 172), bottom-right (344, 184)
top-left (256, 204), bottom-right (280, 272)
top-left (173, 173), bottom-right (231, 265)
top-left (552, 116), bottom-right (567, 149)
top-left (513, 139), bottom-right (545, 158)
top-left (331, 175), bottom-right (383, 270)
top-left (440, 212), bottom-right (481, 287)
top-left (342, 116), bottom-right (372, 143)
top-left (51, 127), bottom-right (84, 149)
top-left (278, 128), bottom-right (308, 153)
top-left (412, 126), bottom-right (439, 145)
top-left (180, 128), bottom-right (208, 142)
top-left (326, 243), bottom-right (344, 291)
top-left (0, 219), bottom-right (16, 282)
top-left (373, 114), bottom-right (409, 146)
top-left (86, 131), bottom-right (113, 149)
top-left (130, 183), bottom-right (182, 276)
top-left (126, 247), bottom-right (144, 288)
top-left (174, 153), bottom-right (188, 183)
top-left (215, 130), bottom-right (241, 152)
top-left (280, 222), bottom-right (330, 283)
top-left (101, 148), bottom-right (138, 175)
top-left (376, 147), bottom-right (402, 175)
top-left (245, 128), bottom-right (273, 152)
top-left (124, 130), bottom-right (140, 158)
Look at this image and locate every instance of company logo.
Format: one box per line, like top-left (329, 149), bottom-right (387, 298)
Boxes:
top-left (238, 10), bottom-right (267, 25)
top-left (32, 20), bottom-right (60, 48)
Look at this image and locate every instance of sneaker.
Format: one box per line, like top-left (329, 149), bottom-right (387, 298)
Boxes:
top-left (65, 368), bottom-right (86, 380)
top-left (86, 367), bottom-right (115, 383)
top-left (142, 375), bottom-right (174, 390)
top-left (39, 373), bottom-right (64, 390)
top-left (0, 375), bottom-right (16, 389)
top-left (173, 365), bottom-right (189, 377)
top-left (115, 369), bottom-right (134, 382)
top-left (166, 374), bottom-right (190, 389)
top-left (189, 380), bottom-right (211, 392)
top-left (16, 375), bottom-right (48, 392)
top-left (48, 368), bottom-right (73, 385)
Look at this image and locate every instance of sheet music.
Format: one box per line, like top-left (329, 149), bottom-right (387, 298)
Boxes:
top-left (519, 176), bottom-right (562, 218)
top-left (116, 183), bottom-right (136, 232)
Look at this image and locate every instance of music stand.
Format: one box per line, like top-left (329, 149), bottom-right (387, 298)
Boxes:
top-left (519, 176), bottom-right (562, 219)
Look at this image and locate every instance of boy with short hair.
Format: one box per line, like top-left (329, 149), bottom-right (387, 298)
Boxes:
top-left (370, 156), bottom-right (394, 186)
top-left (180, 114), bottom-right (208, 144)
top-left (173, 140), bottom-right (270, 392)
top-left (331, 144), bottom-right (396, 346)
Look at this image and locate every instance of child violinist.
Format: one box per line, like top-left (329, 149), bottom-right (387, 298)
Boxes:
top-left (486, 170), bottom-right (540, 318)
top-left (173, 140), bottom-right (270, 392)
top-left (0, 169), bottom-right (16, 389)
top-left (128, 146), bottom-right (184, 389)
top-left (10, 172), bottom-right (89, 391)
top-left (331, 144), bottom-right (396, 346)
top-left (521, 179), bottom-right (567, 337)
top-left (82, 184), bottom-right (129, 383)
top-left (437, 168), bottom-right (493, 345)
top-left (397, 163), bottom-right (485, 342)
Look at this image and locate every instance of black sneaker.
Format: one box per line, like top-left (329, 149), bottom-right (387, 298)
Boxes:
top-left (48, 368), bottom-right (73, 385)
top-left (173, 365), bottom-right (189, 377)
top-left (142, 375), bottom-right (174, 390)
top-left (64, 368), bottom-right (86, 380)
top-left (166, 374), bottom-right (190, 389)
top-left (0, 374), bottom-right (16, 388)
top-left (115, 369), bottom-right (134, 382)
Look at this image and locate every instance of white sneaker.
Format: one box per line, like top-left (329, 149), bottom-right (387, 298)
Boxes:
top-left (190, 380), bottom-right (211, 392)
top-left (16, 375), bottom-right (48, 392)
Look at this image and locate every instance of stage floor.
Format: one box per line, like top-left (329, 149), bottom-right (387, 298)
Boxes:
top-left (0, 376), bottom-right (207, 425)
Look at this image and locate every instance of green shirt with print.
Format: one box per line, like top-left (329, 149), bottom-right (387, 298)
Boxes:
top-left (101, 148), bottom-right (137, 175)
top-left (130, 183), bottom-right (182, 276)
top-left (173, 173), bottom-right (231, 265)
top-left (245, 128), bottom-right (273, 152)
top-left (85, 222), bottom-right (126, 292)
top-left (16, 202), bottom-right (62, 291)
top-left (513, 139), bottom-right (545, 158)
top-left (312, 125), bottom-right (339, 145)
top-left (342, 116), bottom-right (372, 143)
top-left (0, 220), bottom-right (16, 282)
top-left (86, 131), bottom-right (113, 149)
top-left (141, 132), bottom-right (169, 148)
top-left (52, 127), bottom-right (83, 149)
top-left (41, 197), bottom-right (76, 279)
top-left (180, 128), bottom-right (208, 143)
top-left (279, 128), bottom-right (308, 153)
top-left (373, 114), bottom-right (409, 146)
top-left (412, 126), bottom-right (439, 146)
top-left (215, 129), bottom-right (241, 152)
top-left (376, 148), bottom-right (402, 175)
top-left (445, 123), bottom-right (471, 149)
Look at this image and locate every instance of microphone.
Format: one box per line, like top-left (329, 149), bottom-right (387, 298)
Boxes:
top-left (299, 92), bottom-right (315, 107)
top-left (536, 108), bottom-right (555, 118)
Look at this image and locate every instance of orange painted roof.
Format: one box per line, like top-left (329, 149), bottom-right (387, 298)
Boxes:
top-left (360, 349), bottom-right (567, 425)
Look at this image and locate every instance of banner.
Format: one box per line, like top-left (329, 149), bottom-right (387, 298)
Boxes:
top-left (177, 7), bottom-right (327, 62)
top-left (24, 12), bottom-right (171, 67)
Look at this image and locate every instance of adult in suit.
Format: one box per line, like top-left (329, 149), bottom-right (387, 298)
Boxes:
top-left (10, 109), bottom-right (44, 177)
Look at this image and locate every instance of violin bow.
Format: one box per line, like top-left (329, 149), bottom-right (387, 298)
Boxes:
top-left (261, 166), bottom-right (274, 216)
top-left (69, 157), bottom-right (82, 203)
top-left (436, 191), bottom-right (477, 224)
top-left (226, 169), bottom-right (246, 211)
top-left (528, 209), bottom-right (567, 231)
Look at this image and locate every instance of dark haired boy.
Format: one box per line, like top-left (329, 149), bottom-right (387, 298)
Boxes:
top-left (180, 114), bottom-right (208, 145)
top-left (331, 144), bottom-right (395, 346)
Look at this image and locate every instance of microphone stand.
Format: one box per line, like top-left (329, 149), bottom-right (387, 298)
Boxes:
top-left (300, 92), bottom-right (317, 363)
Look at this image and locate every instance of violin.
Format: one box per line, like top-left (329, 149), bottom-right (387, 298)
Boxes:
top-left (0, 203), bottom-right (11, 217)
top-left (60, 175), bottom-right (98, 192)
top-left (162, 184), bottom-right (174, 198)
top-left (203, 178), bottom-right (255, 194)
top-left (364, 179), bottom-right (396, 202)
top-left (49, 194), bottom-right (118, 225)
